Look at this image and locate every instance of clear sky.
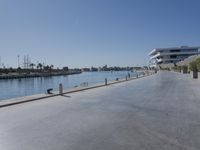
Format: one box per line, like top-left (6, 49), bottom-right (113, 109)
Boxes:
top-left (0, 0), bottom-right (200, 68)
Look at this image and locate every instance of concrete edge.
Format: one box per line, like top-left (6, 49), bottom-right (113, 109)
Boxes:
top-left (0, 73), bottom-right (156, 108)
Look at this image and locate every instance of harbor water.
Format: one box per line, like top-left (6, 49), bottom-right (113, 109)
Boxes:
top-left (0, 71), bottom-right (141, 100)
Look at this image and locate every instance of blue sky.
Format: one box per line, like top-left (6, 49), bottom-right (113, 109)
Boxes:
top-left (0, 0), bottom-right (200, 68)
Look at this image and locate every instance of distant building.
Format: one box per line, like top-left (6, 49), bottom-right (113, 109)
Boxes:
top-left (149, 46), bottom-right (200, 67)
top-left (91, 67), bottom-right (98, 72)
top-left (63, 66), bottom-right (69, 71)
top-left (81, 68), bottom-right (90, 72)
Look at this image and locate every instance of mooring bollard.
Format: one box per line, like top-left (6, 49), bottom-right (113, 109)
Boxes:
top-left (47, 88), bottom-right (53, 94)
top-left (59, 83), bottom-right (63, 95)
top-left (105, 78), bottom-right (107, 85)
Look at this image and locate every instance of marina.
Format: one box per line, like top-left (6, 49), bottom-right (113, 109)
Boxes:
top-left (0, 0), bottom-right (199, 149)
top-left (0, 71), bottom-right (140, 101)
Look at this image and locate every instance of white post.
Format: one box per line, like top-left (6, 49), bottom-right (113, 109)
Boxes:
top-left (105, 78), bottom-right (107, 85)
top-left (59, 83), bottom-right (63, 95)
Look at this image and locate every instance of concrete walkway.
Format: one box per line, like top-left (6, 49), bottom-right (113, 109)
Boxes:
top-left (1, 71), bottom-right (200, 150)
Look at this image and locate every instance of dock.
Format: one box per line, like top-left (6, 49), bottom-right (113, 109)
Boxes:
top-left (0, 71), bottom-right (200, 150)
top-left (0, 71), bottom-right (82, 79)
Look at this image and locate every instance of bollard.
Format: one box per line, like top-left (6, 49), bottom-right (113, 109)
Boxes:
top-left (126, 76), bottom-right (128, 81)
top-left (105, 78), bottom-right (107, 85)
top-left (136, 74), bottom-right (138, 78)
top-left (128, 73), bottom-right (130, 78)
top-left (59, 83), bottom-right (63, 95)
top-left (47, 88), bottom-right (53, 94)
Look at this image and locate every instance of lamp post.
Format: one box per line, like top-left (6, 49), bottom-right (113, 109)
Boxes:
top-left (17, 55), bottom-right (20, 68)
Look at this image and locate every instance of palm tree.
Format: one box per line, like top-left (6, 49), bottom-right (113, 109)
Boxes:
top-left (29, 63), bottom-right (35, 70)
top-left (44, 65), bottom-right (50, 70)
top-left (37, 63), bottom-right (43, 70)
top-left (50, 64), bottom-right (54, 70)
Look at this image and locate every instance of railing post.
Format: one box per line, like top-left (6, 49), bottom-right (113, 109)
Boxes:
top-left (59, 83), bottom-right (63, 95)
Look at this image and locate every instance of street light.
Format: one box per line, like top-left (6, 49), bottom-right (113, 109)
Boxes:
top-left (17, 55), bottom-right (20, 68)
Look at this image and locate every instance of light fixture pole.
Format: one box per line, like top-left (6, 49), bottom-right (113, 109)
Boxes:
top-left (17, 55), bottom-right (20, 68)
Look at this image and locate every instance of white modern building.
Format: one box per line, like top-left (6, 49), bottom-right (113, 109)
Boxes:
top-left (149, 46), bottom-right (200, 67)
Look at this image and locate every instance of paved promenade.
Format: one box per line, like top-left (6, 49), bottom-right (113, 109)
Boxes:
top-left (1, 71), bottom-right (200, 150)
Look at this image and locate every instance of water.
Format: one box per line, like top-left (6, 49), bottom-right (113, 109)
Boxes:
top-left (0, 71), bottom-right (141, 100)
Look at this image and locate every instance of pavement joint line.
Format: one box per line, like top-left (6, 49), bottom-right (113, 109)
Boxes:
top-left (0, 73), bottom-right (156, 108)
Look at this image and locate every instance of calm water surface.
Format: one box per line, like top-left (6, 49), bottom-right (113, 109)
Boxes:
top-left (0, 71), bottom-right (141, 100)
